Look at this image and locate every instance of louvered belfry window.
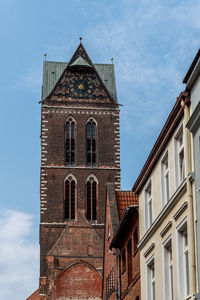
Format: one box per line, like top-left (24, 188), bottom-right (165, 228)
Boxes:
top-left (65, 176), bottom-right (76, 220)
top-left (86, 119), bottom-right (96, 165)
top-left (66, 118), bottom-right (75, 165)
top-left (86, 177), bottom-right (97, 221)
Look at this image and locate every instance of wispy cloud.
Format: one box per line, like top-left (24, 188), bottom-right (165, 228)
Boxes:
top-left (82, 0), bottom-right (200, 185)
top-left (0, 210), bottom-right (39, 300)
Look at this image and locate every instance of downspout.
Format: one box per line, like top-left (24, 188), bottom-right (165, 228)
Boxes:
top-left (181, 99), bottom-right (197, 296)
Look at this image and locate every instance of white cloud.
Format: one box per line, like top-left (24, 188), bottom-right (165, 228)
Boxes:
top-left (0, 210), bottom-right (39, 300)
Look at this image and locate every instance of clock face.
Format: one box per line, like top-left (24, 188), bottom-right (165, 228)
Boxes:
top-left (68, 73), bottom-right (96, 98)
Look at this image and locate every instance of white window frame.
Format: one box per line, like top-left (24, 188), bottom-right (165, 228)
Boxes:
top-left (161, 150), bottom-right (170, 207)
top-left (174, 123), bottom-right (185, 189)
top-left (146, 255), bottom-right (155, 300)
top-left (176, 218), bottom-right (190, 299)
top-left (163, 235), bottom-right (174, 300)
top-left (145, 180), bottom-right (153, 230)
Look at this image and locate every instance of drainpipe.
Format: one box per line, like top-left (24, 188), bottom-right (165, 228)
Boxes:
top-left (181, 99), bottom-right (197, 297)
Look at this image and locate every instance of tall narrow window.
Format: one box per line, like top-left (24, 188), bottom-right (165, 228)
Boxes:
top-left (145, 181), bottom-right (153, 229)
top-left (64, 175), bottom-right (76, 220)
top-left (86, 176), bottom-right (97, 221)
top-left (174, 125), bottom-right (185, 188)
top-left (161, 152), bottom-right (170, 206)
top-left (147, 258), bottom-right (155, 300)
top-left (177, 221), bottom-right (190, 299)
top-left (127, 239), bottom-right (133, 285)
top-left (164, 239), bottom-right (174, 300)
top-left (65, 117), bottom-right (75, 165)
top-left (86, 119), bottom-right (96, 165)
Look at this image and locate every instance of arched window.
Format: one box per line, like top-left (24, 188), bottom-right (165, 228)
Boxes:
top-left (86, 176), bottom-right (97, 221)
top-left (86, 119), bottom-right (96, 165)
top-left (64, 174), bottom-right (77, 220)
top-left (65, 117), bottom-right (76, 165)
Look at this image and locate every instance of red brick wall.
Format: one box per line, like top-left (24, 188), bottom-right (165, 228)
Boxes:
top-left (26, 289), bottom-right (39, 300)
top-left (103, 194), bottom-right (118, 300)
top-left (55, 262), bottom-right (102, 299)
top-left (120, 214), bottom-right (140, 300)
top-left (39, 47), bottom-right (120, 299)
top-left (40, 106), bottom-right (120, 277)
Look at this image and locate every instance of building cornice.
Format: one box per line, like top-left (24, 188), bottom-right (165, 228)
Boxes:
top-left (138, 180), bottom-right (187, 250)
top-left (42, 104), bottom-right (120, 111)
top-left (41, 165), bottom-right (120, 170)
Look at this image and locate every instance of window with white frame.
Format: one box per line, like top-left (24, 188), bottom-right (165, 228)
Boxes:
top-left (161, 152), bottom-right (170, 206)
top-left (163, 238), bottom-right (174, 300)
top-left (147, 257), bottom-right (155, 300)
top-left (177, 221), bottom-right (190, 299)
top-left (174, 125), bottom-right (185, 188)
top-left (145, 181), bottom-right (153, 229)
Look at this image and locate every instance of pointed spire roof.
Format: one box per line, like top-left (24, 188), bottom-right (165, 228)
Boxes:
top-left (41, 40), bottom-right (118, 103)
top-left (68, 41), bottom-right (93, 68)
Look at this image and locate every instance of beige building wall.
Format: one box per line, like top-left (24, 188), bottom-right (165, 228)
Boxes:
top-left (138, 112), bottom-right (197, 300)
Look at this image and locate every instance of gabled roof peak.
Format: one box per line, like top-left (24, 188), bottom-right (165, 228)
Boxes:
top-left (68, 41), bottom-right (93, 68)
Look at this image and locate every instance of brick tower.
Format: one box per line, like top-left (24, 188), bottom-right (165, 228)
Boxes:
top-left (38, 41), bottom-right (120, 300)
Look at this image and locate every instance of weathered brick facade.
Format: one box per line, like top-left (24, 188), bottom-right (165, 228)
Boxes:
top-left (38, 43), bottom-right (120, 299)
top-left (103, 191), bottom-right (140, 300)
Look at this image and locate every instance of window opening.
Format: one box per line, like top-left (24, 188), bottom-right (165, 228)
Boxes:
top-left (65, 118), bottom-right (75, 165)
top-left (145, 181), bottom-right (153, 229)
top-left (86, 176), bottom-right (97, 221)
top-left (161, 152), bottom-right (170, 206)
top-left (177, 221), bottom-right (190, 298)
top-left (64, 176), bottom-right (76, 220)
top-left (175, 126), bottom-right (185, 187)
top-left (86, 119), bottom-right (96, 165)
top-left (164, 240), bottom-right (174, 300)
top-left (147, 258), bottom-right (155, 300)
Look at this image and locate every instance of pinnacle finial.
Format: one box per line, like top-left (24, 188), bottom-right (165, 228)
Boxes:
top-left (111, 57), bottom-right (114, 64)
top-left (80, 37), bottom-right (82, 43)
top-left (44, 53), bottom-right (47, 61)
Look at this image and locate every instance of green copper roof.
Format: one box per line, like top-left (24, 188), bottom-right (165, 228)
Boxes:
top-left (69, 56), bottom-right (92, 67)
top-left (42, 61), bottom-right (118, 102)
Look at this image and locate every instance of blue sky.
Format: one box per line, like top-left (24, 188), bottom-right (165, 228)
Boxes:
top-left (0, 0), bottom-right (199, 299)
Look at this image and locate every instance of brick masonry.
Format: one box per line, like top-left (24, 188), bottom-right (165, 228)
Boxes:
top-left (38, 43), bottom-right (121, 299)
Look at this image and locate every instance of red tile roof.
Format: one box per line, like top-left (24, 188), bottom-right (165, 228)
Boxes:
top-left (115, 191), bottom-right (138, 220)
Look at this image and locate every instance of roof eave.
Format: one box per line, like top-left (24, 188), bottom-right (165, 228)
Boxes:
top-left (110, 205), bottom-right (138, 248)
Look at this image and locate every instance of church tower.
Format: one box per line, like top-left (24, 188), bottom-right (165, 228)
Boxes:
top-left (39, 41), bottom-right (120, 299)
